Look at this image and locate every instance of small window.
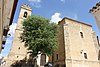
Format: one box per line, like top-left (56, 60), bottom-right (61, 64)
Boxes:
top-left (17, 56), bottom-right (19, 58)
top-left (18, 47), bottom-right (20, 50)
top-left (80, 32), bottom-right (84, 38)
top-left (56, 54), bottom-right (58, 60)
top-left (23, 11), bottom-right (28, 18)
top-left (84, 53), bottom-right (87, 59)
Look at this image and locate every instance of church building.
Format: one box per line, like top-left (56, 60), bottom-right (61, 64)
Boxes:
top-left (5, 4), bottom-right (100, 67)
top-left (53, 17), bottom-right (100, 67)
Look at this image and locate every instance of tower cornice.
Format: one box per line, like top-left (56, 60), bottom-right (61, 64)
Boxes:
top-left (21, 4), bottom-right (32, 11)
top-left (89, 2), bottom-right (100, 14)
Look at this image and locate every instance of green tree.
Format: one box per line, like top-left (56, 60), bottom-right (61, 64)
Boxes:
top-left (20, 15), bottom-right (58, 57)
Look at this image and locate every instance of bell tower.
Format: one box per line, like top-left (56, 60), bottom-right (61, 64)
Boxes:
top-left (89, 2), bottom-right (100, 32)
top-left (6, 4), bottom-right (32, 66)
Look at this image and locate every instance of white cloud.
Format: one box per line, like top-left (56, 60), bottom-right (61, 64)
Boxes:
top-left (0, 54), bottom-right (3, 59)
top-left (50, 12), bottom-right (62, 24)
top-left (8, 23), bottom-right (17, 34)
top-left (28, 0), bottom-right (41, 8)
top-left (29, 0), bottom-right (41, 3)
top-left (60, 0), bottom-right (65, 3)
top-left (73, 13), bottom-right (78, 20)
top-left (1, 23), bottom-right (17, 57)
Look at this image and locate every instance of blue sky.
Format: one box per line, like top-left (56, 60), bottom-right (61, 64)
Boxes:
top-left (1, 0), bottom-right (100, 57)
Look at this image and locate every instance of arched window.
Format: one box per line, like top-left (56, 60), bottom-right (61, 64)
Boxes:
top-left (23, 11), bottom-right (28, 18)
top-left (40, 54), bottom-right (46, 66)
top-left (18, 47), bottom-right (20, 50)
top-left (80, 32), bottom-right (84, 38)
top-left (56, 54), bottom-right (59, 60)
top-left (84, 53), bottom-right (87, 59)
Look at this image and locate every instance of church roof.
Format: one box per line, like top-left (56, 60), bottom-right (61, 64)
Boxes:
top-left (58, 17), bottom-right (92, 27)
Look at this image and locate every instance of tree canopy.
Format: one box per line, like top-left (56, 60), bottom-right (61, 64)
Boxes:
top-left (20, 15), bottom-right (58, 57)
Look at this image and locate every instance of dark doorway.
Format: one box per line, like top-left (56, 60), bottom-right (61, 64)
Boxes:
top-left (40, 54), bottom-right (46, 66)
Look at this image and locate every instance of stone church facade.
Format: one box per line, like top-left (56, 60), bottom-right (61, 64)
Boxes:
top-left (53, 18), bottom-right (100, 67)
top-left (5, 4), bottom-right (100, 67)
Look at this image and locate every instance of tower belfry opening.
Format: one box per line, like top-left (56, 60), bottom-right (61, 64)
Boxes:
top-left (23, 11), bottom-right (28, 18)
